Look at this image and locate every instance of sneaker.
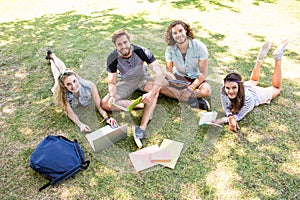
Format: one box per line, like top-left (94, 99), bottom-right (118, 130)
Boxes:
top-left (257, 41), bottom-right (272, 62)
top-left (273, 39), bottom-right (289, 60)
top-left (51, 86), bottom-right (55, 94)
top-left (45, 50), bottom-right (53, 60)
top-left (132, 125), bottom-right (146, 148)
top-left (187, 97), bottom-right (210, 111)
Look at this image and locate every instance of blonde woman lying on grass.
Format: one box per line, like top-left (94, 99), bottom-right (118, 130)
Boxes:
top-left (47, 51), bottom-right (118, 132)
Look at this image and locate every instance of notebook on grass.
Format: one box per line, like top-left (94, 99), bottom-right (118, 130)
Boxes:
top-left (155, 139), bottom-right (184, 169)
top-left (129, 145), bottom-right (160, 172)
top-left (150, 149), bottom-right (171, 163)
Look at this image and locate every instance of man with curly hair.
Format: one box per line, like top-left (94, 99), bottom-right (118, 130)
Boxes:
top-left (160, 20), bottom-right (211, 110)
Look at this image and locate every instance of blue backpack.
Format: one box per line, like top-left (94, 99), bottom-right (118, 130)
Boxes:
top-left (30, 135), bottom-right (90, 191)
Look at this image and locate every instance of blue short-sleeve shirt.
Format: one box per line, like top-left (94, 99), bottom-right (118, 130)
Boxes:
top-left (165, 39), bottom-right (208, 79)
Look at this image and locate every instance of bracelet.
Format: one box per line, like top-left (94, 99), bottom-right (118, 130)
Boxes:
top-left (189, 85), bottom-right (195, 91)
top-left (186, 87), bottom-right (194, 94)
top-left (99, 115), bottom-right (109, 124)
top-left (103, 114), bottom-right (109, 119)
top-left (104, 116), bottom-right (110, 122)
top-left (228, 115), bottom-right (234, 119)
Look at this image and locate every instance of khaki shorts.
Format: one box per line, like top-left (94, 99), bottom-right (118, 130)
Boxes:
top-left (116, 76), bottom-right (153, 99)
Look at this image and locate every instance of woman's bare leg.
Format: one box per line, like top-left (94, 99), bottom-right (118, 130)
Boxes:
top-left (48, 52), bottom-right (67, 93)
top-left (271, 39), bottom-right (289, 99)
top-left (248, 41), bottom-right (272, 86)
top-left (272, 59), bottom-right (282, 90)
top-left (249, 61), bottom-right (262, 86)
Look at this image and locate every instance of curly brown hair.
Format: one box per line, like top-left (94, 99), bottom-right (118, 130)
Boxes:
top-left (222, 72), bottom-right (245, 114)
top-left (165, 20), bottom-right (194, 46)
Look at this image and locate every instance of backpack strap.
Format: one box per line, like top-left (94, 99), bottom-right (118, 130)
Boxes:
top-left (74, 139), bottom-right (90, 169)
top-left (39, 182), bottom-right (51, 192)
top-left (39, 165), bottom-right (82, 191)
top-left (58, 135), bottom-right (73, 142)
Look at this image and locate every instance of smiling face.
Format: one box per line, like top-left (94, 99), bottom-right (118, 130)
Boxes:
top-left (171, 24), bottom-right (187, 45)
top-left (114, 34), bottom-right (132, 57)
top-left (224, 81), bottom-right (239, 99)
top-left (63, 74), bottom-right (80, 93)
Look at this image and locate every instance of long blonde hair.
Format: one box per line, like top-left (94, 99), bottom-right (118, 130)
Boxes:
top-left (54, 70), bottom-right (78, 111)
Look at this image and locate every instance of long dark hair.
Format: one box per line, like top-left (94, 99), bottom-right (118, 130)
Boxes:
top-left (222, 72), bottom-right (245, 114)
top-left (165, 20), bottom-right (194, 46)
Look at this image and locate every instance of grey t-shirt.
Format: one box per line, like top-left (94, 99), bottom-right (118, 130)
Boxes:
top-left (106, 44), bottom-right (156, 79)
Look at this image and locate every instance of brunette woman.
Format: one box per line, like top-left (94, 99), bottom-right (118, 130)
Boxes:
top-left (214, 40), bottom-right (289, 132)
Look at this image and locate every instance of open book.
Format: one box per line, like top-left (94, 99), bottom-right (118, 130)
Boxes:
top-left (109, 96), bottom-right (142, 112)
top-left (199, 111), bottom-right (222, 128)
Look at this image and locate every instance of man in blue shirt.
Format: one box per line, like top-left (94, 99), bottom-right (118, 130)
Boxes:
top-left (160, 20), bottom-right (211, 110)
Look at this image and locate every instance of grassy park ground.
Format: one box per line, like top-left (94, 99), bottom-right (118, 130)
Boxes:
top-left (1, 0), bottom-right (300, 199)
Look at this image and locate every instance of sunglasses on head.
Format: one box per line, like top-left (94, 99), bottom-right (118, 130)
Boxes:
top-left (59, 70), bottom-right (74, 81)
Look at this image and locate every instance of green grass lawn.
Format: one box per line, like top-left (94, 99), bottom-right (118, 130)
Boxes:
top-left (1, 0), bottom-right (300, 199)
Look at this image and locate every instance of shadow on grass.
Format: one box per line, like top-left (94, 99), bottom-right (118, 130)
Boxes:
top-left (169, 0), bottom-right (238, 12)
top-left (0, 7), bottom-right (299, 199)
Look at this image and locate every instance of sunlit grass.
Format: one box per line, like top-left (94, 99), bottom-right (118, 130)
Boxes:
top-left (1, 0), bottom-right (300, 199)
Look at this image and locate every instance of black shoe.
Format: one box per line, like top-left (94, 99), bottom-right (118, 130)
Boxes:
top-left (187, 97), bottom-right (210, 110)
top-left (45, 50), bottom-right (52, 60)
top-left (132, 125), bottom-right (146, 148)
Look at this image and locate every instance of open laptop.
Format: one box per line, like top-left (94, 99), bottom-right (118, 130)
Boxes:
top-left (86, 124), bottom-right (128, 152)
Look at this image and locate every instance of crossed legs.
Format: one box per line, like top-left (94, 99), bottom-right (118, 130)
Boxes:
top-left (246, 40), bottom-right (288, 100)
top-left (247, 59), bottom-right (282, 99)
